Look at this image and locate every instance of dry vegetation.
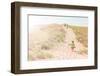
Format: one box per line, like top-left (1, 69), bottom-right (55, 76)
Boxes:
top-left (70, 26), bottom-right (88, 47)
top-left (70, 25), bottom-right (88, 54)
top-left (29, 24), bottom-right (88, 61)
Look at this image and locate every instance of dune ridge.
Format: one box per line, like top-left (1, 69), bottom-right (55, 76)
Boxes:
top-left (29, 24), bottom-right (88, 61)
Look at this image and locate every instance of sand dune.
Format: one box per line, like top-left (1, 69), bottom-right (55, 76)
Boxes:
top-left (29, 24), bottom-right (88, 61)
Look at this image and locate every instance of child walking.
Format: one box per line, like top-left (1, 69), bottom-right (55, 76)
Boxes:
top-left (69, 41), bottom-right (75, 52)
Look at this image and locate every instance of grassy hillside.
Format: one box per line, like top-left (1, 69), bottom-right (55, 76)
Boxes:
top-left (29, 24), bottom-right (88, 60)
top-left (70, 26), bottom-right (88, 47)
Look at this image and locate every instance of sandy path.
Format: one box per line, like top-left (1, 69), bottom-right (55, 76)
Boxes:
top-left (46, 28), bottom-right (87, 59)
top-left (47, 43), bottom-right (87, 60)
top-left (29, 25), bottom-right (88, 60)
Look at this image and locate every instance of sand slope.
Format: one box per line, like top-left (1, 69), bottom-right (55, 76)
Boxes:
top-left (29, 24), bottom-right (88, 60)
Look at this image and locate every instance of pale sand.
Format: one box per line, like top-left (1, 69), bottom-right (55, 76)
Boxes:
top-left (29, 24), bottom-right (88, 60)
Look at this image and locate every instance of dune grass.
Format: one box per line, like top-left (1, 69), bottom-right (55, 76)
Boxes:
top-left (29, 24), bottom-right (88, 60)
top-left (29, 50), bottom-right (54, 60)
top-left (70, 26), bottom-right (88, 47)
top-left (70, 25), bottom-right (88, 54)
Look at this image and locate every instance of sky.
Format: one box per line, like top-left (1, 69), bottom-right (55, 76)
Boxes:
top-left (29, 15), bottom-right (88, 31)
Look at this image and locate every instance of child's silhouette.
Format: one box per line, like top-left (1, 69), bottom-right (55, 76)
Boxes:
top-left (69, 41), bottom-right (75, 52)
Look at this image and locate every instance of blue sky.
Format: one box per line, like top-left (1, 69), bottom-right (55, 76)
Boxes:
top-left (29, 15), bottom-right (88, 31)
